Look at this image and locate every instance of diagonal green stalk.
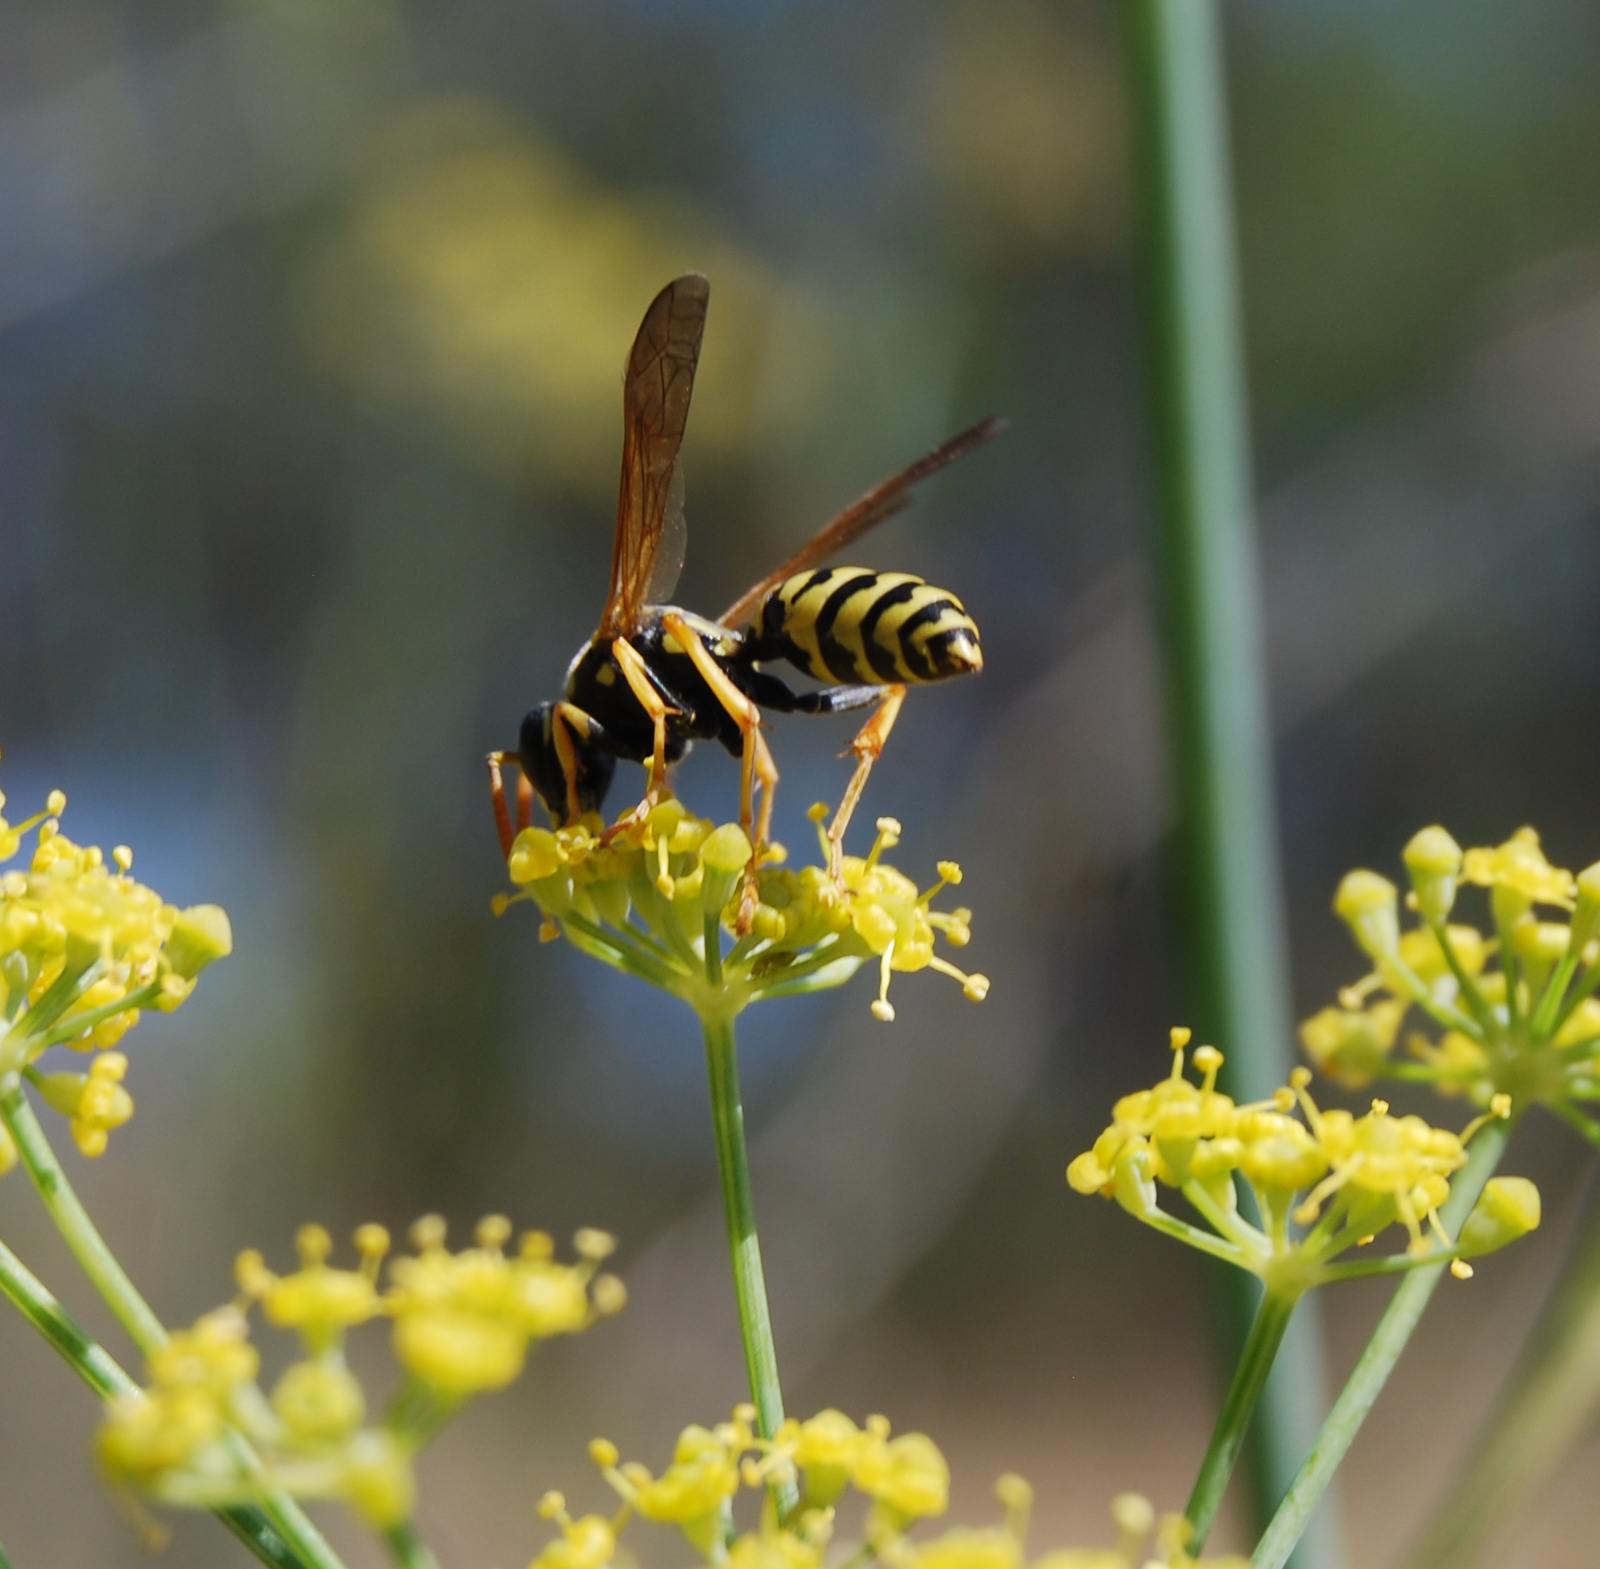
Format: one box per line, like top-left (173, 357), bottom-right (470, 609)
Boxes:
top-left (700, 1004), bottom-right (799, 1517)
top-left (1188, 1288), bottom-right (1299, 1548)
top-left (0, 1077), bottom-right (166, 1351)
top-left (0, 1075), bottom-right (351, 1569)
top-left (1121, 1), bottom-right (1338, 1562)
top-left (0, 1527), bottom-right (11, 1569)
top-left (0, 1232), bottom-right (305, 1569)
top-left (1398, 1170), bottom-right (1600, 1569)
top-left (1251, 1116), bottom-right (1513, 1569)
top-left (382, 1521), bottom-right (443, 1569)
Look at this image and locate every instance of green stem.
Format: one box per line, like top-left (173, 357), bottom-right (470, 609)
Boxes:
top-left (1398, 1168), bottom-right (1600, 1569)
top-left (0, 1078), bottom-right (350, 1569)
top-left (0, 1527), bottom-right (12, 1569)
top-left (0, 1075), bottom-right (166, 1353)
top-left (383, 1521), bottom-right (443, 1569)
top-left (0, 1234), bottom-right (307, 1569)
top-left (1251, 1116), bottom-right (1513, 1569)
top-left (701, 1011), bottom-right (798, 1517)
top-left (1187, 1288), bottom-right (1299, 1548)
top-left (1122, 0), bottom-right (1336, 1559)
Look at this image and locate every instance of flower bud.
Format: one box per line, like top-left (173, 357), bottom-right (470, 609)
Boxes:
top-left (271, 1358), bottom-right (365, 1441)
top-left (1404, 826), bottom-right (1463, 924)
top-left (699, 824), bottom-right (752, 915)
top-left (1334, 871), bottom-right (1400, 960)
top-left (165, 905), bottom-right (233, 979)
top-left (1457, 1176), bottom-right (1541, 1258)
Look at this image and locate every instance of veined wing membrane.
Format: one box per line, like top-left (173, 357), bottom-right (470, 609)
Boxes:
top-left (598, 274), bottom-right (710, 638)
top-left (717, 415), bottom-right (1006, 630)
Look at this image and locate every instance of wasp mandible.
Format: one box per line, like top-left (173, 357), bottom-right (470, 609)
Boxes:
top-left (488, 274), bottom-right (1001, 917)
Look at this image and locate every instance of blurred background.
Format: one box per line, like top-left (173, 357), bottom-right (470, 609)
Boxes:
top-left (2, 0), bottom-right (1600, 1564)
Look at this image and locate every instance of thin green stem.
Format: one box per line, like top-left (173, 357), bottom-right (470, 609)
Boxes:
top-left (1318, 1252), bottom-right (1462, 1284)
top-left (1549, 1101), bottom-right (1600, 1149)
top-left (1141, 1206), bottom-right (1252, 1268)
top-left (383, 1521), bottom-right (443, 1569)
top-left (0, 1077), bottom-right (349, 1569)
top-left (1251, 1116), bottom-right (1513, 1569)
top-left (0, 1527), bottom-right (12, 1569)
top-left (0, 1076), bottom-right (166, 1353)
top-left (1553, 960), bottom-right (1600, 1034)
top-left (0, 1234), bottom-right (307, 1569)
top-left (1187, 1288), bottom-right (1299, 1548)
top-left (1399, 1174), bottom-right (1600, 1569)
top-left (34, 979), bottom-right (161, 1051)
top-left (0, 1231), bottom-right (138, 1399)
top-left (1425, 917), bottom-right (1496, 1037)
top-left (701, 1010), bottom-right (798, 1519)
top-left (1122, 0), bottom-right (1337, 1556)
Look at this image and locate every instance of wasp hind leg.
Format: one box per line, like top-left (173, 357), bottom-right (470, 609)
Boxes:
top-left (825, 684), bottom-right (906, 883)
top-left (660, 612), bottom-right (779, 934)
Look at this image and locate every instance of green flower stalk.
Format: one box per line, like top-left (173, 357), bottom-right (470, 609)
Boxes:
top-left (1068, 1030), bottom-right (1539, 1547)
top-left (497, 798), bottom-right (989, 1470)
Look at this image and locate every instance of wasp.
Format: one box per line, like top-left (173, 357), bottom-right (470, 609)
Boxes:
top-left (489, 273), bottom-right (1000, 918)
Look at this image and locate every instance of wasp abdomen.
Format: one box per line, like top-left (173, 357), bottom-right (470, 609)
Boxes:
top-left (756, 566), bottom-right (982, 686)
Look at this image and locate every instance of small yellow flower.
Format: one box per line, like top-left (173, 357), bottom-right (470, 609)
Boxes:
top-left (529, 1493), bottom-right (617, 1569)
top-left (271, 1358), bottom-right (367, 1442)
top-left (853, 1415), bottom-right (950, 1524)
top-left (387, 1217), bottom-right (619, 1396)
top-left (239, 1224), bottom-right (387, 1354)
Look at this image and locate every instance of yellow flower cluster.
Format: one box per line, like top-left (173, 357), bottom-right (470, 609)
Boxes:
top-left (527, 1415), bottom-right (1242, 1569)
top-left (100, 1217), bottom-right (625, 1531)
top-left (1067, 1031), bottom-right (1539, 1293)
top-left (497, 801), bottom-right (987, 1023)
top-left (1302, 827), bottom-right (1600, 1142)
top-left (0, 777), bottom-right (231, 1159)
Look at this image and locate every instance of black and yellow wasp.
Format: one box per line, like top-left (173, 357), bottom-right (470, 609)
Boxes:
top-left (488, 273), bottom-right (1000, 911)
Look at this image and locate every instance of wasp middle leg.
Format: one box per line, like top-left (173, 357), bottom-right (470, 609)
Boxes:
top-left (604, 637), bottom-right (683, 837)
top-left (660, 612), bottom-right (781, 931)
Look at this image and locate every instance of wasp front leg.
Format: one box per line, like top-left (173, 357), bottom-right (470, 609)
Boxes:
top-left (826, 684), bottom-right (905, 882)
top-left (660, 612), bottom-right (779, 932)
top-left (487, 751), bottom-right (520, 859)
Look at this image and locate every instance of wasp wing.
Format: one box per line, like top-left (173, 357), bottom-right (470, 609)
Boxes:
top-left (598, 274), bottom-right (710, 638)
top-left (717, 415), bottom-right (1007, 630)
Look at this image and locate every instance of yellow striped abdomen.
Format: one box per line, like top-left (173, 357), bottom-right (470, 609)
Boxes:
top-left (753, 567), bottom-right (983, 685)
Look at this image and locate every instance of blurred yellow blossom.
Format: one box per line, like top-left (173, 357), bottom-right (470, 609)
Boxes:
top-left (101, 1215), bottom-right (625, 1535)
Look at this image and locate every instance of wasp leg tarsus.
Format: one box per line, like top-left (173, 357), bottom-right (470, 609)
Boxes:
top-left (488, 751), bottom-right (519, 860)
top-left (661, 612), bottom-right (779, 933)
top-left (827, 684), bottom-right (906, 882)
